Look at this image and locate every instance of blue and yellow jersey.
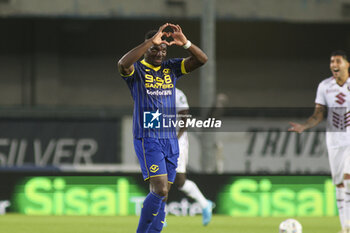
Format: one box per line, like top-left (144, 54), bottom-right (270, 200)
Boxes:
top-left (121, 58), bottom-right (188, 138)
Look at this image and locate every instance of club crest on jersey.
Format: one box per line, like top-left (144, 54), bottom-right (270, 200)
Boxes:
top-left (335, 93), bottom-right (346, 105)
top-left (143, 109), bottom-right (162, 129)
top-left (149, 165), bottom-right (159, 173)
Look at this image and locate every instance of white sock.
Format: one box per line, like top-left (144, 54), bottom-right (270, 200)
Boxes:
top-left (336, 187), bottom-right (346, 229)
top-left (179, 179), bottom-right (208, 209)
top-left (344, 180), bottom-right (350, 228)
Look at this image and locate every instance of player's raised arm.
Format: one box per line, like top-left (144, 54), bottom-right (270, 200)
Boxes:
top-left (288, 104), bottom-right (326, 133)
top-left (117, 23), bottom-right (170, 76)
top-left (167, 24), bottom-right (208, 72)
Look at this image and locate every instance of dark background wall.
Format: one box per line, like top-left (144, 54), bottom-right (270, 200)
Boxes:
top-left (1, 18), bottom-right (350, 108)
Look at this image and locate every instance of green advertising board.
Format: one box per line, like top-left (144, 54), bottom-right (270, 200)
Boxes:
top-left (218, 176), bottom-right (335, 217)
top-left (10, 175), bottom-right (336, 217)
top-left (13, 176), bottom-right (147, 216)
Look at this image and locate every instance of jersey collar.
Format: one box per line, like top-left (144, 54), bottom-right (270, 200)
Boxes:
top-left (331, 76), bottom-right (350, 87)
top-left (141, 59), bottom-right (161, 71)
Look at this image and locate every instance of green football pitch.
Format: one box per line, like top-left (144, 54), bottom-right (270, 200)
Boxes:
top-left (0, 214), bottom-right (341, 233)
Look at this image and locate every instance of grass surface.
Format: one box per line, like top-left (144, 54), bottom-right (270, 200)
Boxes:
top-left (0, 214), bottom-right (341, 233)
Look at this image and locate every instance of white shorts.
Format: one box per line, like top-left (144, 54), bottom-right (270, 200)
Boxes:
top-left (327, 145), bottom-right (350, 185)
top-left (176, 132), bottom-right (189, 173)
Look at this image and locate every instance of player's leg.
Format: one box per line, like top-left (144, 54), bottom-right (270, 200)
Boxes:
top-left (177, 175), bottom-right (213, 225)
top-left (175, 172), bottom-right (209, 210)
top-left (342, 150), bottom-right (350, 232)
top-left (336, 183), bottom-right (346, 229)
top-left (176, 172), bottom-right (209, 208)
top-left (148, 182), bottom-right (171, 233)
top-left (148, 138), bottom-right (178, 233)
top-left (343, 175), bottom-right (350, 233)
top-left (176, 134), bottom-right (213, 226)
top-left (174, 172), bottom-right (186, 188)
top-left (330, 146), bottom-right (350, 232)
top-left (133, 138), bottom-right (169, 233)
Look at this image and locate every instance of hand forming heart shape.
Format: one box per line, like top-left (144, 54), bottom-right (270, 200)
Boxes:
top-left (152, 23), bottom-right (188, 47)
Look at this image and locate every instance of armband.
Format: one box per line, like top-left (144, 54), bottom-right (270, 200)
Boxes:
top-left (182, 40), bottom-right (192, 49)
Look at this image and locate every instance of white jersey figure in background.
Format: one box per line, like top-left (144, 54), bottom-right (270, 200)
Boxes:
top-left (288, 50), bottom-right (350, 233)
top-left (175, 88), bottom-right (213, 226)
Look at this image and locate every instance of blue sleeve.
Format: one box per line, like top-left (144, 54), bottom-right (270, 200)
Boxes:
top-left (120, 62), bottom-right (138, 81)
top-left (165, 58), bottom-right (188, 80)
top-left (120, 62), bottom-right (141, 91)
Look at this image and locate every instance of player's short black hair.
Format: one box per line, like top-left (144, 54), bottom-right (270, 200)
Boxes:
top-left (145, 30), bottom-right (157, 40)
top-left (331, 50), bottom-right (348, 61)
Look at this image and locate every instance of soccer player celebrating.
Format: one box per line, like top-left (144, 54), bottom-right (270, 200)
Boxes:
top-left (118, 23), bottom-right (207, 233)
top-left (175, 88), bottom-right (213, 226)
top-left (288, 50), bottom-right (350, 233)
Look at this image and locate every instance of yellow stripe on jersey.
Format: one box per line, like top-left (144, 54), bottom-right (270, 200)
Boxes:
top-left (149, 174), bottom-right (168, 178)
top-left (141, 59), bottom-right (161, 71)
top-left (144, 174), bottom-right (168, 181)
top-left (142, 139), bottom-right (150, 180)
top-left (120, 67), bottom-right (135, 77)
top-left (181, 58), bottom-right (188, 74)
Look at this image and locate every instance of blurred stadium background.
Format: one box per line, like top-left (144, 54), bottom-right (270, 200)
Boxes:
top-left (1, 0), bottom-right (350, 232)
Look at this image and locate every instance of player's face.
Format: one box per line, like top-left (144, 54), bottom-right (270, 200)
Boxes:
top-left (144, 44), bottom-right (167, 66)
top-left (330, 55), bottom-right (349, 79)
